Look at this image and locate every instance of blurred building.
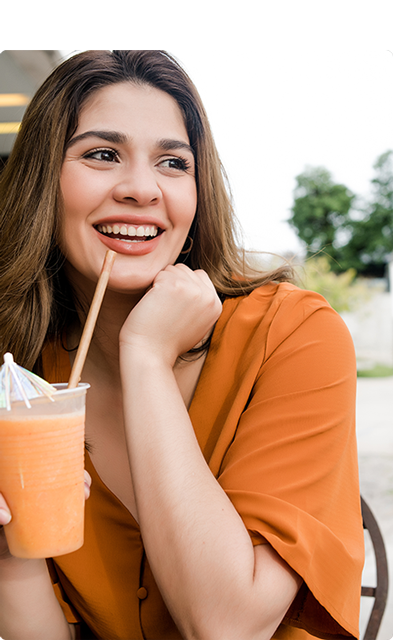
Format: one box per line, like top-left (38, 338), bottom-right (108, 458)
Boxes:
top-left (0, 50), bottom-right (62, 163)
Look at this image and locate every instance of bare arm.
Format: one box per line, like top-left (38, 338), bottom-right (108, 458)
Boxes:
top-left (120, 265), bottom-right (302, 640)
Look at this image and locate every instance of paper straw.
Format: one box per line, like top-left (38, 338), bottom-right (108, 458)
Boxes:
top-left (68, 250), bottom-right (116, 389)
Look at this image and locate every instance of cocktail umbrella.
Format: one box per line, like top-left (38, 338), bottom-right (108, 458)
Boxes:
top-left (0, 352), bottom-right (57, 411)
top-left (0, 249), bottom-right (117, 410)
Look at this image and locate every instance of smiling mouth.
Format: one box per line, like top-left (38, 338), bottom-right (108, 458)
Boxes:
top-left (95, 223), bottom-right (160, 242)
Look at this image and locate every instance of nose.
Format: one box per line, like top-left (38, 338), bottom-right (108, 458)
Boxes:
top-left (112, 163), bottom-right (162, 206)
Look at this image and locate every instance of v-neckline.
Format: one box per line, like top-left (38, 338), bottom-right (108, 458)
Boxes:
top-left (85, 448), bottom-right (141, 527)
top-left (55, 322), bottom-right (224, 525)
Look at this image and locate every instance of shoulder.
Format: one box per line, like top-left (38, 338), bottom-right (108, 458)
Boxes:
top-left (215, 282), bottom-right (353, 362)
top-left (220, 281), bottom-right (340, 333)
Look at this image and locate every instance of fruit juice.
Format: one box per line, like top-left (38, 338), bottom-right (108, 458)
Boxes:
top-left (0, 383), bottom-right (88, 558)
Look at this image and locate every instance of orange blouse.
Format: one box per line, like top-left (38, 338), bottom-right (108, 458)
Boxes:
top-left (44, 282), bottom-right (364, 640)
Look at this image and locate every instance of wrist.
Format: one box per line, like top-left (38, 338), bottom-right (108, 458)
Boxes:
top-left (119, 339), bottom-right (178, 370)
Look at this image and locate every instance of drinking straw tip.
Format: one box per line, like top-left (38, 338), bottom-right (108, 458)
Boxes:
top-left (67, 250), bottom-right (116, 388)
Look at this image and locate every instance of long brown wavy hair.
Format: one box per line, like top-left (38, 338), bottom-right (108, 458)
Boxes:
top-left (0, 50), bottom-right (293, 371)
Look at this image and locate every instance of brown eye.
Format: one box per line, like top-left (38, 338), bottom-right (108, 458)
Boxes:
top-left (84, 148), bottom-right (119, 162)
top-left (160, 157), bottom-right (191, 171)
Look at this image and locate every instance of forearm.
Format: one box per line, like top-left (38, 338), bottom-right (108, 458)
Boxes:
top-left (0, 557), bottom-right (74, 640)
top-left (121, 348), bottom-right (299, 639)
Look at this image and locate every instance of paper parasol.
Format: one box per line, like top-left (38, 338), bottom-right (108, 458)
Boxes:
top-left (0, 352), bottom-right (57, 411)
top-left (0, 250), bottom-right (117, 409)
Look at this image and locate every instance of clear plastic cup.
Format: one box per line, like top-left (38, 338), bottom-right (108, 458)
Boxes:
top-left (0, 383), bottom-right (89, 558)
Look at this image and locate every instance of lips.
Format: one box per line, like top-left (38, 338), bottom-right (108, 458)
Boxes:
top-left (95, 223), bottom-right (160, 243)
top-left (93, 222), bottom-right (163, 256)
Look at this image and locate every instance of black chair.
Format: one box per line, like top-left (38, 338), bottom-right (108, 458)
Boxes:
top-left (361, 496), bottom-right (389, 640)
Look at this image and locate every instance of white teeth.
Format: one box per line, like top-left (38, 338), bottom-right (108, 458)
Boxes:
top-left (97, 224), bottom-right (158, 238)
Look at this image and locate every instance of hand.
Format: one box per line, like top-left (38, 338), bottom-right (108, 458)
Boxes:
top-left (84, 469), bottom-right (92, 500)
top-left (0, 493), bottom-right (12, 560)
top-left (0, 471), bottom-right (92, 560)
top-left (119, 264), bottom-right (222, 366)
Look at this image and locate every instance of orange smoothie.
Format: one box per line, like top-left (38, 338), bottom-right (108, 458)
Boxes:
top-left (0, 387), bottom-right (87, 558)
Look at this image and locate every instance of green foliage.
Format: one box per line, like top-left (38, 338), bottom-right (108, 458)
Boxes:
top-left (343, 150), bottom-right (393, 276)
top-left (289, 152), bottom-right (393, 276)
top-left (296, 256), bottom-right (371, 313)
top-left (289, 166), bottom-right (355, 271)
top-left (357, 364), bottom-right (393, 377)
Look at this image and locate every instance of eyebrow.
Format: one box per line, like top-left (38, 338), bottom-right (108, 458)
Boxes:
top-left (156, 138), bottom-right (195, 157)
top-left (66, 130), bottom-right (127, 148)
top-left (66, 130), bottom-right (195, 157)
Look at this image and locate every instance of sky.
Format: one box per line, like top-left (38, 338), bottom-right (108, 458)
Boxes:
top-left (2, 0), bottom-right (393, 257)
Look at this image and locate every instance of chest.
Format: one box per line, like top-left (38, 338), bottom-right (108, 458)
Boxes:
top-left (84, 353), bottom-right (207, 523)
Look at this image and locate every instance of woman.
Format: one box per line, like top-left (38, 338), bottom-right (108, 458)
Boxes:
top-left (0, 50), bottom-right (364, 640)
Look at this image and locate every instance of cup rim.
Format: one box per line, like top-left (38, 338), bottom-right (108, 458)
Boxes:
top-left (0, 382), bottom-right (90, 412)
top-left (52, 382), bottom-right (91, 393)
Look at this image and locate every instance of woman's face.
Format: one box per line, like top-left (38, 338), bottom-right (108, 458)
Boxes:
top-left (60, 82), bottom-right (197, 295)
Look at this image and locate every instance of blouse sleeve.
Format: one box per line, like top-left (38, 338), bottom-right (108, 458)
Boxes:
top-left (215, 288), bottom-right (364, 639)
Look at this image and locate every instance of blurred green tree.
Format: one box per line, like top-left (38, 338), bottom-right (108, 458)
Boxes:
top-left (288, 166), bottom-right (355, 271)
top-left (342, 150), bottom-right (393, 277)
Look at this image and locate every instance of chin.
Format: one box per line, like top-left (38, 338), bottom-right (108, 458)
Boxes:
top-left (107, 275), bottom-right (154, 296)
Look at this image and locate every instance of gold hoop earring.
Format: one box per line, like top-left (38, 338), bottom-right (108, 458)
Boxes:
top-left (180, 236), bottom-right (193, 255)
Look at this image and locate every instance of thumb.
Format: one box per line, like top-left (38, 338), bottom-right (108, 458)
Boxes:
top-left (0, 493), bottom-right (11, 525)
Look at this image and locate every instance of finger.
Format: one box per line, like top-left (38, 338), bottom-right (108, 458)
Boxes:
top-left (192, 268), bottom-right (212, 283)
top-left (165, 263), bottom-right (192, 274)
top-left (84, 470), bottom-right (92, 500)
top-left (0, 493), bottom-right (11, 525)
top-left (172, 267), bottom-right (217, 293)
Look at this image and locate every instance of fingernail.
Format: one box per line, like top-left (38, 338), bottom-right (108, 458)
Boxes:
top-left (0, 509), bottom-right (11, 525)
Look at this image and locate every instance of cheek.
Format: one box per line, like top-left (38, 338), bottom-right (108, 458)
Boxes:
top-left (59, 168), bottom-right (88, 256)
top-left (60, 163), bottom-right (105, 218)
top-left (175, 182), bottom-right (197, 228)
top-left (60, 166), bottom-right (83, 219)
